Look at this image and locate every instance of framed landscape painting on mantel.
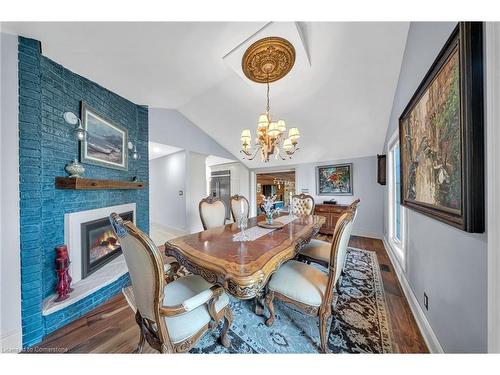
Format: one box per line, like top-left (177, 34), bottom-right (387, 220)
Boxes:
top-left (399, 22), bottom-right (484, 233)
top-left (316, 163), bottom-right (353, 196)
top-left (80, 102), bottom-right (128, 171)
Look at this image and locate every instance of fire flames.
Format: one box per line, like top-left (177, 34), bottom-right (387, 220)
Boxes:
top-left (89, 229), bottom-right (120, 263)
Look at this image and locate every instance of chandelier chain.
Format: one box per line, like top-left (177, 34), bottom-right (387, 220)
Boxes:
top-left (266, 76), bottom-right (270, 115)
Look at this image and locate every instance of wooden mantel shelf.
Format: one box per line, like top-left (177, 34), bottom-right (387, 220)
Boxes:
top-left (55, 177), bottom-right (145, 190)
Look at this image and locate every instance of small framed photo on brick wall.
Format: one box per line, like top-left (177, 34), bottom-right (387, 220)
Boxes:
top-left (80, 102), bottom-right (128, 170)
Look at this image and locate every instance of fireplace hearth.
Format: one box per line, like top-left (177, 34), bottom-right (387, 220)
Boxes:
top-left (81, 211), bottom-right (133, 278)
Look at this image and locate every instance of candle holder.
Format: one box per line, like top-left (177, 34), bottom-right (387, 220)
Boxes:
top-left (55, 267), bottom-right (69, 302)
top-left (54, 245), bottom-right (73, 299)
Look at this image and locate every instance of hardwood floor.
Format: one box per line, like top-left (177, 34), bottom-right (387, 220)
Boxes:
top-left (349, 236), bottom-right (428, 353)
top-left (34, 236), bottom-right (428, 353)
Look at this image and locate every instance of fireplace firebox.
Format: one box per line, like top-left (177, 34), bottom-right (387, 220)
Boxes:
top-left (81, 211), bottom-right (133, 278)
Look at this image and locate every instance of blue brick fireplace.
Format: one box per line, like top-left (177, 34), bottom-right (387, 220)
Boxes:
top-left (18, 36), bottom-right (149, 347)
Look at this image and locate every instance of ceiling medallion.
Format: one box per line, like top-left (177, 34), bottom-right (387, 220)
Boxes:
top-left (242, 36), bottom-right (296, 83)
top-left (240, 37), bottom-right (300, 163)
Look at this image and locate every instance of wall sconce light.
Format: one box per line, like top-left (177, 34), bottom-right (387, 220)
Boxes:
top-left (128, 141), bottom-right (140, 160)
top-left (63, 111), bottom-right (87, 141)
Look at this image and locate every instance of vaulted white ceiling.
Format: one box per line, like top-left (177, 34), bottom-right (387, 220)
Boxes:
top-left (3, 22), bottom-right (409, 168)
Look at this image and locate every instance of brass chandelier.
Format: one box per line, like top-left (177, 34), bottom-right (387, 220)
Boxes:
top-left (240, 37), bottom-right (300, 163)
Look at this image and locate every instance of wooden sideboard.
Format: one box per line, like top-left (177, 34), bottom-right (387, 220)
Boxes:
top-left (314, 203), bottom-right (350, 235)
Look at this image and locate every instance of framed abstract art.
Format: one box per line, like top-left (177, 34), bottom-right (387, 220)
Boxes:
top-left (398, 22), bottom-right (484, 233)
top-left (316, 163), bottom-right (353, 196)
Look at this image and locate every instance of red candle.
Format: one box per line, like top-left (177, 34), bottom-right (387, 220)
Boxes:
top-left (55, 245), bottom-right (68, 258)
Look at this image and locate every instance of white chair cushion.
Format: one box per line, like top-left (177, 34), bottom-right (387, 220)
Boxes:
top-left (292, 196), bottom-right (314, 215)
top-left (164, 275), bottom-right (229, 343)
top-left (268, 260), bottom-right (328, 307)
top-left (299, 239), bottom-right (331, 264)
top-left (200, 201), bottom-right (226, 229)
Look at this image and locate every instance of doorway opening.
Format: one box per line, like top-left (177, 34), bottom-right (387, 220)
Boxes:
top-left (256, 170), bottom-right (296, 214)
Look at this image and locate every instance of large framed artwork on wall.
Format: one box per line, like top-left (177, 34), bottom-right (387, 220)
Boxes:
top-left (399, 22), bottom-right (484, 233)
top-left (80, 102), bottom-right (128, 171)
top-left (316, 163), bottom-right (353, 196)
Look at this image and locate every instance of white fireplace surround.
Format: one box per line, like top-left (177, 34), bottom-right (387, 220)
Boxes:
top-left (41, 204), bottom-right (135, 316)
top-left (64, 203), bottom-right (136, 283)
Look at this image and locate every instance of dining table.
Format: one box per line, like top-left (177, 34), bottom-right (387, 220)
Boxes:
top-left (164, 213), bottom-right (325, 314)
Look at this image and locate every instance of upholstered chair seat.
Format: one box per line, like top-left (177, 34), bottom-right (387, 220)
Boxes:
top-left (164, 275), bottom-right (230, 343)
top-left (110, 213), bottom-right (232, 353)
top-left (298, 199), bottom-right (360, 268)
top-left (268, 260), bottom-right (328, 306)
top-left (298, 239), bottom-right (331, 265)
top-left (263, 208), bottom-right (356, 353)
top-left (291, 194), bottom-right (315, 216)
top-left (122, 276), bottom-right (230, 344)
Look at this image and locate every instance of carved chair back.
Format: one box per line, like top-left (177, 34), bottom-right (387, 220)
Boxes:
top-left (321, 210), bottom-right (355, 311)
top-left (230, 194), bottom-right (250, 221)
top-left (349, 198), bottom-right (361, 221)
top-left (109, 213), bottom-right (173, 351)
top-left (199, 196), bottom-right (227, 230)
top-left (291, 193), bottom-right (315, 216)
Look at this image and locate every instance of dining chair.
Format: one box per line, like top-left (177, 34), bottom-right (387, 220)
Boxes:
top-left (109, 213), bottom-right (233, 353)
top-left (199, 196), bottom-right (227, 230)
top-left (230, 194), bottom-right (250, 222)
top-left (298, 199), bottom-right (360, 268)
top-left (263, 209), bottom-right (355, 353)
top-left (291, 193), bottom-right (315, 216)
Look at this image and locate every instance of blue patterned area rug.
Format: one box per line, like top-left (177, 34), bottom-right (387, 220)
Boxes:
top-left (190, 247), bottom-right (395, 354)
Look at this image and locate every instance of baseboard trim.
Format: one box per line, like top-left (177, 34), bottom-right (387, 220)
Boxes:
top-left (351, 229), bottom-right (383, 240)
top-left (382, 237), bottom-right (444, 353)
top-left (1, 329), bottom-right (22, 353)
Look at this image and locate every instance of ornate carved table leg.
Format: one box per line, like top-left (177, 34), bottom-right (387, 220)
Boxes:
top-left (264, 291), bottom-right (275, 326)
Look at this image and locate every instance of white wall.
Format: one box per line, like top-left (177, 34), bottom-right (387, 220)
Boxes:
top-left (149, 151), bottom-right (187, 232)
top-left (382, 22), bottom-right (487, 353)
top-left (149, 150), bottom-right (211, 234)
top-left (486, 22), bottom-right (500, 354)
top-left (295, 156), bottom-right (384, 238)
top-left (149, 108), bottom-right (236, 160)
top-left (0, 32), bottom-right (22, 351)
top-left (186, 151), bottom-right (208, 233)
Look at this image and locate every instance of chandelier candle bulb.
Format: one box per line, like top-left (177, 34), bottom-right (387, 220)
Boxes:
top-left (268, 122), bottom-right (280, 138)
top-left (241, 129), bottom-right (251, 141)
top-left (277, 120), bottom-right (286, 133)
top-left (258, 114), bottom-right (269, 127)
top-left (288, 128), bottom-right (300, 141)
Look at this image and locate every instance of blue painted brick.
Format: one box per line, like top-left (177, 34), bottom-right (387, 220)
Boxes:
top-left (18, 36), bottom-right (148, 347)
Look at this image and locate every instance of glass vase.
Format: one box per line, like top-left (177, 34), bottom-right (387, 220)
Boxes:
top-left (266, 212), bottom-right (273, 225)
